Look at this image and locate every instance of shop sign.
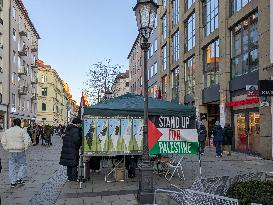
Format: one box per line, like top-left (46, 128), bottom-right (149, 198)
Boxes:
top-left (226, 98), bottom-right (260, 107)
top-left (259, 80), bottom-right (273, 96)
top-left (246, 85), bottom-right (259, 97)
top-left (148, 116), bottom-right (198, 155)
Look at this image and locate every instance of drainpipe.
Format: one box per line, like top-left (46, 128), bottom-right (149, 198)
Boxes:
top-left (7, 0), bottom-right (12, 128)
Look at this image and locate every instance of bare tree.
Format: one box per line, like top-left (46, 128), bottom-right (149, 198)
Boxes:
top-left (85, 59), bottom-right (122, 103)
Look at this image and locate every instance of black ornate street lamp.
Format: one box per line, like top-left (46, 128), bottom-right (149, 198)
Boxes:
top-left (133, 0), bottom-right (158, 204)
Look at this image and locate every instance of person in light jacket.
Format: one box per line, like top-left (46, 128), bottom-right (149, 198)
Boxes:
top-left (1, 118), bottom-right (32, 188)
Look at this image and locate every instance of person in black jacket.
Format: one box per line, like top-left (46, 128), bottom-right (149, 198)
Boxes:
top-left (223, 123), bottom-right (233, 156)
top-left (60, 118), bottom-right (82, 181)
top-left (198, 121), bottom-right (207, 155)
top-left (212, 121), bottom-right (224, 158)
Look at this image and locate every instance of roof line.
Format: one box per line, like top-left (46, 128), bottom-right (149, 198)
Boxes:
top-left (15, 0), bottom-right (41, 39)
top-left (127, 33), bottom-right (141, 59)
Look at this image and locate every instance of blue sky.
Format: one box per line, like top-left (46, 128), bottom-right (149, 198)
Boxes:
top-left (23, 0), bottom-right (138, 104)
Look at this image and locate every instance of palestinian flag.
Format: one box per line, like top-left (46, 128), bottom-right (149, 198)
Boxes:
top-left (148, 116), bottom-right (199, 155)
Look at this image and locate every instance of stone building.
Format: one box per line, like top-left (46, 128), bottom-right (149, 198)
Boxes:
top-left (2, 0), bottom-right (40, 128)
top-left (129, 0), bottom-right (273, 159)
top-left (112, 70), bottom-right (130, 98)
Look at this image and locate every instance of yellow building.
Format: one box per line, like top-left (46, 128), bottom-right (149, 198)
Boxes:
top-left (36, 60), bottom-right (79, 125)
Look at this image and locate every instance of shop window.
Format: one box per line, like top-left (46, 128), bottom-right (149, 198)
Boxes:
top-left (185, 56), bottom-right (196, 95)
top-left (231, 12), bottom-right (258, 78)
top-left (203, 39), bottom-right (220, 88)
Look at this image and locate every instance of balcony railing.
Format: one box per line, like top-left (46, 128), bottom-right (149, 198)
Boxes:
top-left (18, 67), bottom-right (27, 75)
top-left (31, 78), bottom-right (38, 84)
top-left (31, 45), bottom-right (38, 53)
top-left (18, 86), bottom-right (27, 95)
top-left (19, 30), bottom-right (27, 37)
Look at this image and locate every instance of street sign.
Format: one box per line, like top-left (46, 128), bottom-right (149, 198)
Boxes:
top-left (148, 116), bottom-right (198, 155)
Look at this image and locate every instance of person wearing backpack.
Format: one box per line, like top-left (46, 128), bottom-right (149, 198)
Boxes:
top-left (1, 118), bottom-right (32, 188)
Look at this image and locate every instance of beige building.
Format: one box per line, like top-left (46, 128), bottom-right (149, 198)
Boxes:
top-left (112, 70), bottom-right (130, 97)
top-left (129, 0), bottom-right (273, 159)
top-left (36, 60), bottom-right (66, 126)
top-left (36, 60), bottom-right (78, 126)
top-left (0, 0), bottom-right (40, 128)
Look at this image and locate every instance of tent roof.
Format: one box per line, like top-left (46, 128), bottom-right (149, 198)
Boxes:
top-left (84, 93), bottom-right (195, 117)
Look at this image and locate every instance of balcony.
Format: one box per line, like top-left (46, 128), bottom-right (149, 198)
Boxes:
top-left (19, 30), bottom-right (27, 37)
top-left (31, 78), bottom-right (38, 84)
top-left (18, 66), bottom-right (27, 76)
top-left (31, 93), bottom-right (37, 101)
top-left (31, 45), bottom-right (38, 53)
top-left (18, 46), bottom-right (28, 56)
top-left (18, 86), bottom-right (27, 95)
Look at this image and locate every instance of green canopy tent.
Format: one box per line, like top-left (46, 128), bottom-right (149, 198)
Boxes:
top-left (84, 93), bottom-right (196, 117)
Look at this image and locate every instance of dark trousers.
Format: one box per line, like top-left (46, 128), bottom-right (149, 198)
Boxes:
top-left (215, 141), bottom-right (222, 156)
top-left (199, 141), bottom-right (205, 154)
top-left (67, 166), bottom-right (78, 180)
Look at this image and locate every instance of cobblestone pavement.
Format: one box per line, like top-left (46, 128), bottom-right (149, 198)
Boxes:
top-left (1, 135), bottom-right (273, 205)
top-left (0, 134), bottom-right (65, 205)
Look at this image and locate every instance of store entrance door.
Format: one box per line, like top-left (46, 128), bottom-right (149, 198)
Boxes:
top-left (234, 111), bottom-right (260, 153)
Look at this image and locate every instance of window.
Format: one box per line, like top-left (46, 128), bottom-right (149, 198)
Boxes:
top-left (231, 12), bottom-right (258, 78)
top-left (162, 14), bottom-right (168, 40)
top-left (12, 93), bottom-right (16, 108)
top-left (150, 43), bottom-right (154, 58)
top-left (163, 0), bottom-right (167, 9)
top-left (26, 100), bottom-right (30, 111)
top-left (22, 99), bottom-right (25, 111)
top-left (172, 0), bottom-right (180, 27)
top-left (162, 75), bottom-right (168, 100)
top-left (12, 72), bottom-right (16, 85)
top-left (172, 31), bottom-right (180, 63)
top-left (149, 65), bottom-right (154, 79)
top-left (203, 0), bottom-right (219, 36)
top-left (13, 51), bottom-right (16, 64)
top-left (162, 44), bottom-right (168, 70)
top-left (231, 0), bottom-right (252, 15)
top-left (154, 62), bottom-right (158, 75)
top-left (172, 67), bottom-right (180, 102)
top-left (185, 0), bottom-right (195, 11)
top-left (41, 75), bottom-right (47, 83)
top-left (140, 76), bottom-right (143, 87)
top-left (12, 29), bottom-right (16, 41)
top-left (42, 88), bottom-right (47, 96)
top-left (154, 39), bottom-right (158, 52)
top-left (185, 13), bottom-right (195, 51)
top-left (12, 7), bottom-right (16, 19)
top-left (204, 39), bottom-right (220, 88)
top-left (185, 56), bottom-right (196, 95)
top-left (154, 15), bottom-right (158, 28)
top-left (42, 103), bottom-right (46, 111)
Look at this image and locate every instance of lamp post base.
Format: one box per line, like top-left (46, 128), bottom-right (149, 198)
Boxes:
top-left (137, 160), bottom-right (154, 204)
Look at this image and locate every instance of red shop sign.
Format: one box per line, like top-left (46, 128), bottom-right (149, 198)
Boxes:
top-left (226, 97), bottom-right (260, 107)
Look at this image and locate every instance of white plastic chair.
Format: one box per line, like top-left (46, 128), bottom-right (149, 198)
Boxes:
top-left (165, 155), bottom-right (185, 182)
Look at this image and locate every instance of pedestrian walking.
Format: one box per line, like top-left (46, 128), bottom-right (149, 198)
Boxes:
top-left (212, 121), bottom-right (224, 158)
top-left (1, 118), bottom-right (32, 188)
top-left (198, 121), bottom-right (207, 155)
top-left (60, 118), bottom-right (82, 181)
top-left (223, 123), bottom-right (233, 156)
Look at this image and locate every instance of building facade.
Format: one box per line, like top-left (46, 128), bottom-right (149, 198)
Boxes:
top-left (112, 70), bottom-right (130, 98)
top-left (7, 0), bottom-right (39, 128)
top-left (129, 0), bottom-right (272, 159)
top-left (154, 0), bottom-right (272, 159)
top-left (36, 60), bottom-right (67, 126)
top-left (128, 34), bottom-right (144, 95)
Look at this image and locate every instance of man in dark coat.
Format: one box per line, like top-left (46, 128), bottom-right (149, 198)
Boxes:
top-left (198, 121), bottom-right (207, 155)
top-left (223, 123), bottom-right (233, 156)
top-left (212, 121), bottom-right (224, 157)
top-left (60, 118), bottom-right (82, 181)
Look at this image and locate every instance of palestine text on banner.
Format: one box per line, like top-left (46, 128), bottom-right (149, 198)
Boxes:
top-left (148, 116), bottom-right (198, 155)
